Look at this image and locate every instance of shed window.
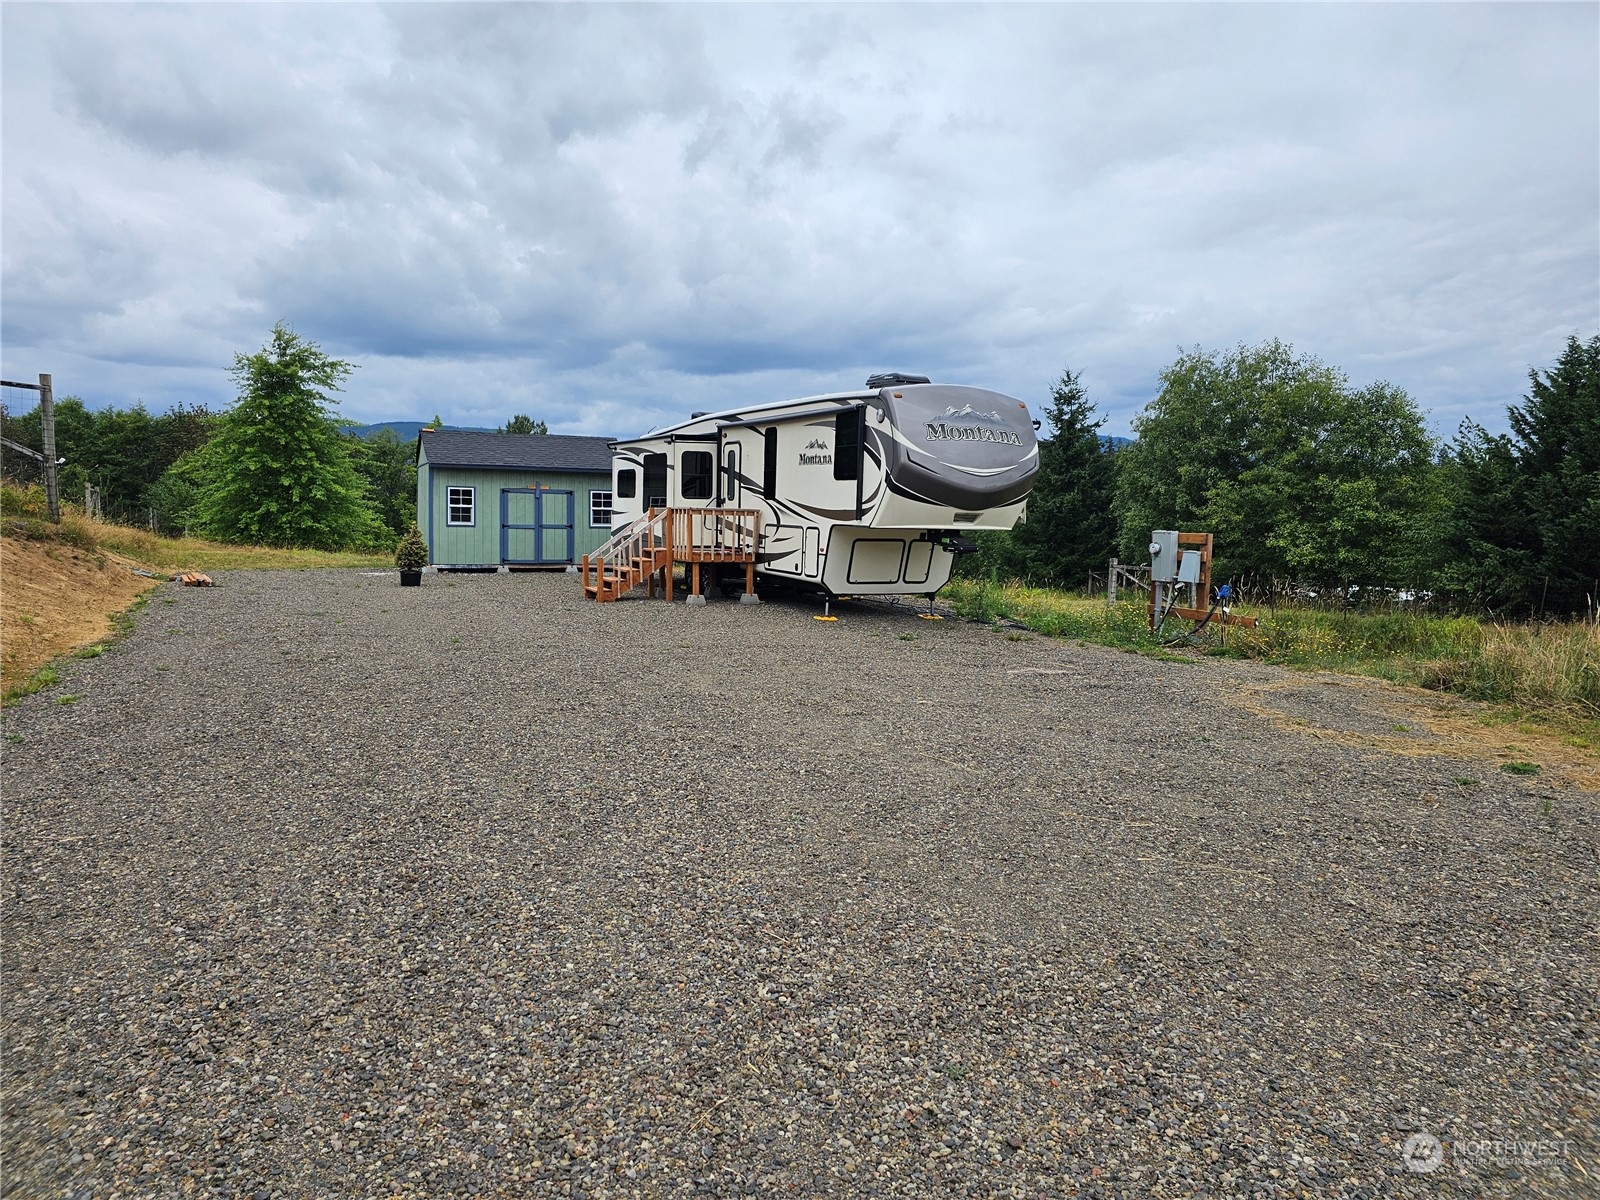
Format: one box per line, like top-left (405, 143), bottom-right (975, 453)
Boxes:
top-left (590, 490), bottom-right (613, 528)
top-left (616, 468), bottom-right (638, 499)
top-left (447, 486), bottom-right (475, 526)
top-left (681, 451), bottom-right (713, 500)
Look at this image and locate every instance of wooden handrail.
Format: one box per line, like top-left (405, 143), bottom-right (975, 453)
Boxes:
top-left (582, 507), bottom-right (667, 592)
top-left (582, 507), bottom-right (761, 600)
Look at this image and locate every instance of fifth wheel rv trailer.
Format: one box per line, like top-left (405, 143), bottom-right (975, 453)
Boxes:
top-left (607, 374), bottom-right (1040, 598)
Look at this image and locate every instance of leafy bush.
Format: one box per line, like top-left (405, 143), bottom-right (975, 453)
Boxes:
top-left (0, 482), bottom-right (48, 519)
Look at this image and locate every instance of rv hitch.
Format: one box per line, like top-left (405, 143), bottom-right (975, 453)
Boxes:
top-left (931, 531), bottom-right (978, 555)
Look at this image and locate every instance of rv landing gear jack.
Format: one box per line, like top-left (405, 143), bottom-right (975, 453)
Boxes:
top-left (918, 593), bottom-right (943, 621)
top-left (814, 599), bottom-right (839, 622)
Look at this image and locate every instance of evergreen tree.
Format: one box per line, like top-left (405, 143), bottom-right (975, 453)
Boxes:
top-left (1446, 334), bottom-right (1600, 616)
top-left (1008, 368), bottom-right (1118, 587)
top-left (1513, 333), bottom-right (1600, 615)
top-left (195, 323), bottom-right (386, 549)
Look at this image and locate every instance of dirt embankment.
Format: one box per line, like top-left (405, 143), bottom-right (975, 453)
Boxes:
top-left (0, 536), bottom-right (159, 692)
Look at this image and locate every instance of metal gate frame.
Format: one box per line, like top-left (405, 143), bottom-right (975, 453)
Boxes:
top-left (500, 487), bottom-right (575, 565)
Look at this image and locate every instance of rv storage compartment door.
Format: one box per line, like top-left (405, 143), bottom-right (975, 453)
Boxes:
top-left (904, 539), bottom-right (934, 585)
top-left (848, 538), bottom-right (906, 585)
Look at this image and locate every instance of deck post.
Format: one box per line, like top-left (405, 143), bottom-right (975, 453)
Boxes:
top-left (687, 561), bottom-right (706, 606)
top-left (664, 510), bottom-right (674, 601)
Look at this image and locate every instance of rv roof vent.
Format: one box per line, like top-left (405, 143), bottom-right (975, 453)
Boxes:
top-left (866, 373), bottom-right (931, 389)
top-left (690, 411), bottom-right (709, 418)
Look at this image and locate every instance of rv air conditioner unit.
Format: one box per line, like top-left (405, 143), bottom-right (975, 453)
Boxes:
top-left (866, 373), bottom-right (931, 388)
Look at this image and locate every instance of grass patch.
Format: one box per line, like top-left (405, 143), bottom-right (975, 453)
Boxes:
top-left (3, 664), bottom-right (59, 706)
top-left (942, 580), bottom-right (1169, 655)
top-left (89, 522), bottom-right (391, 571)
top-left (941, 578), bottom-right (1600, 735)
top-left (2, 483), bottom-right (391, 572)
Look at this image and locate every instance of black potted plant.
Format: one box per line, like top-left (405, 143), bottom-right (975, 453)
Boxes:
top-left (396, 522), bottom-right (428, 586)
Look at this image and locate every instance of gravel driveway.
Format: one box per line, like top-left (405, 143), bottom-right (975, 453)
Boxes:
top-left (3, 569), bottom-right (1595, 1199)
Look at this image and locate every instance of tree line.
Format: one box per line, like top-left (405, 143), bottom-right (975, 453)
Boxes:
top-left (964, 333), bottom-right (1599, 620)
top-left (0, 325), bottom-right (553, 551)
top-left (4, 325), bottom-right (1594, 617)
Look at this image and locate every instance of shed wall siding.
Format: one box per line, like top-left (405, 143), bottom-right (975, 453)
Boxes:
top-left (420, 465), bottom-right (613, 566)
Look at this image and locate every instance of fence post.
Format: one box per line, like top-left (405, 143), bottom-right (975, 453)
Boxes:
top-left (1107, 557), bottom-right (1118, 606)
top-left (39, 373), bottom-right (59, 523)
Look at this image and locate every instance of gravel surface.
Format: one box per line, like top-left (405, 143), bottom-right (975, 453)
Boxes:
top-left (3, 569), bottom-right (1595, 1199)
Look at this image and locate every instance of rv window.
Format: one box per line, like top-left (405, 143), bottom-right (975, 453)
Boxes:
top-left (681, 451), bottom-right (714, 500)
top-left (446, 486), bottom-right (475, 526)
top-left (763, 428), bottom-right (778, 496)
top-left (616, 468), bottom-right (638, 499)
top-left (833, 409), bottom-right (861, 481)
top-left (590, 491), bottom-right (613, 527)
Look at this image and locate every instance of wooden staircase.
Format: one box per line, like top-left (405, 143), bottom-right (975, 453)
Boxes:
top-left (582, 507), bottom-right (759, 602)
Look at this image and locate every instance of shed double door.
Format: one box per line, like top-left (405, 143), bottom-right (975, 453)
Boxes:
top-left (501, 488), bottom-right (574, 565)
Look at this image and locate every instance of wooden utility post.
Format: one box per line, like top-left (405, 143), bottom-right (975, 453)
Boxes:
top-left (39, 374), bottom-right (59, 523)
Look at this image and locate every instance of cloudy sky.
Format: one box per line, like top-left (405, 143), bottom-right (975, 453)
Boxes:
top-left (3, 3), bottom-right (1596, 439)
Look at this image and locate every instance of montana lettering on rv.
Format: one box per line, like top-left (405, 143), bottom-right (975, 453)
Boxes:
top-left (924, 406), bottom-right (1025, 445)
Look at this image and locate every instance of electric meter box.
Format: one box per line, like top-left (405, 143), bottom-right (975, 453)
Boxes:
top-left (1149, 529), bottom-right (1179, 582)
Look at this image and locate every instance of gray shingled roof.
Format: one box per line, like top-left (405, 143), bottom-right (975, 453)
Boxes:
top-left (419, 430), bottom-right (613, 473)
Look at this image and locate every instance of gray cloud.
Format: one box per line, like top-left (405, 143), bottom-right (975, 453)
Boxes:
top-left (3, 2), bottom-right (1594, 440)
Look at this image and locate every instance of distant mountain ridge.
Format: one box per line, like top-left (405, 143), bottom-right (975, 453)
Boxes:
top-left (345, 421), bottom-right (496, 441)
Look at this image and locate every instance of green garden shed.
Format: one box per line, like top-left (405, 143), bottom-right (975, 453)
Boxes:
top-left (415, 430), bottom-right (616, 568)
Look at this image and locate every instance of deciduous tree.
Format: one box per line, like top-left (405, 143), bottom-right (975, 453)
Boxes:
top-left (349, 427), bottom-right (418, 537)
top-left (501, 414), bottom-right (547, 435)
top-left (1115, 341), bottom-right (1438, 592)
